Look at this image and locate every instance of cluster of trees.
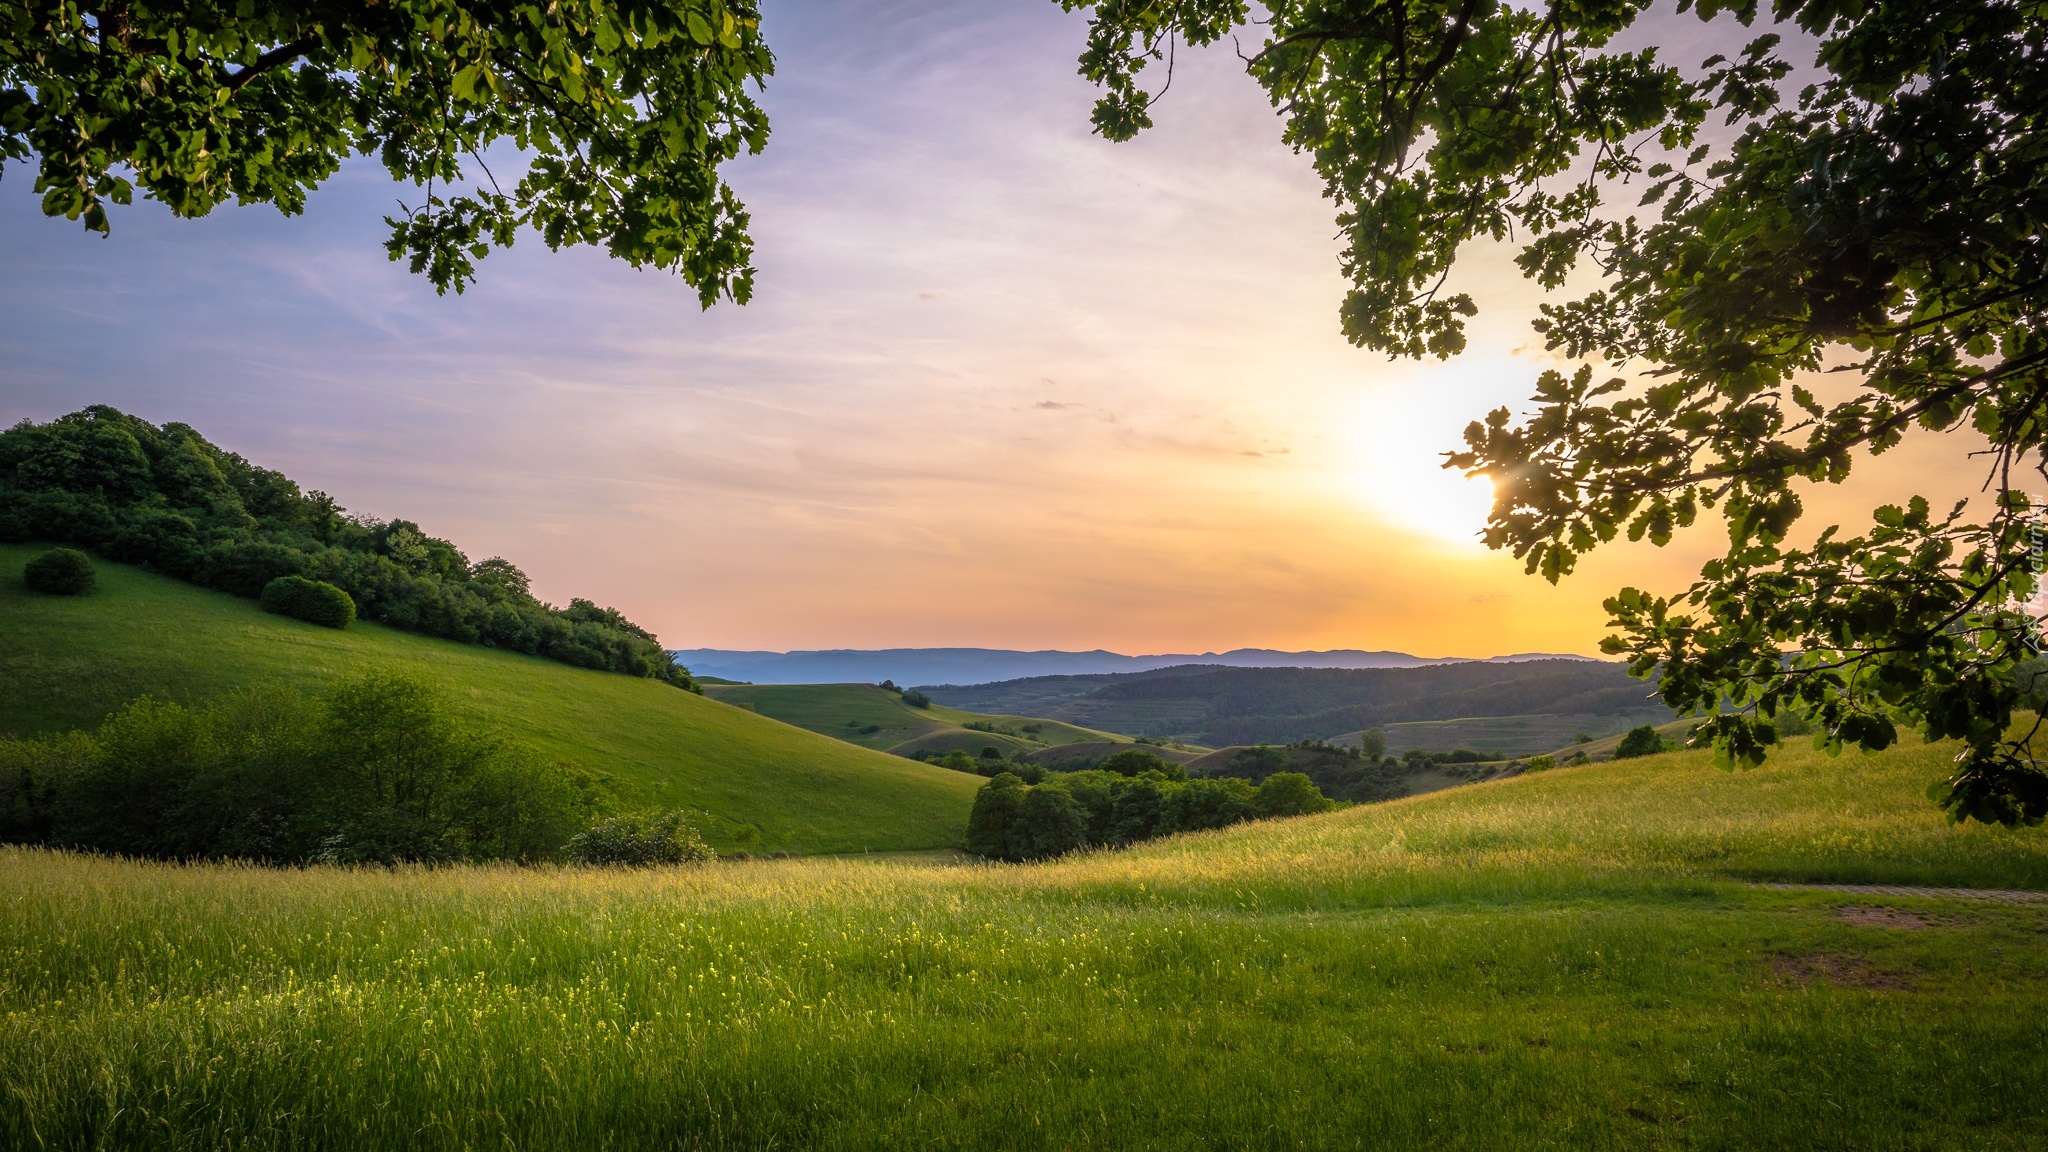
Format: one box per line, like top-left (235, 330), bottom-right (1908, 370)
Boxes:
top-left (964, 764), bottom-right (1333, 863)
top-left (1207, 741), bottom-right (1413, 805)
top-left (0, 671), bottom-right (631, 864)
top-left (0, 408), bottom-right (696, 688)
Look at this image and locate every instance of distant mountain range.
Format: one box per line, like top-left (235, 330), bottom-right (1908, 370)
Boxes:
top-left (668, 647), bottom-right (1597, 687)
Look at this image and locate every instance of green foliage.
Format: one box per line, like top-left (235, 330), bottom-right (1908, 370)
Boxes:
top-left (0, 670), bottom-right (607, 863)
top-left (963, 772), bottom-right (1026, 859)
top-left (1065, 0), bottom-right (2048, 822)
top-left (901, 690), bottom-right (932, 709)
top-left (1353, 727), bottom-right (1387, 760)
top-left (21, 547), bottom-right (93, 595)
top-left (1, 0), bottom-right (772, 299)
top-left (1251, 771), bottom-right (1334, 819)
top-left (1614, 725), bottom-right (1667, 761)
top-left (564, 810), bottom-right (715, 866)
top-left (1096, 747), bottom-right (1185, 780)
top-left (260, 574), bottom-right (356, 628)
top-left (1525, 755), bottom-right (1558, 774)
top-left (0, 408), bottom-right (696, 688)
top-left (965, 768), bottom-right (1329, 861)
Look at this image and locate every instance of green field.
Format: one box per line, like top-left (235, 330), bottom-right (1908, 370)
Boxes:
top-left (4, 734), bottom-right (2045, 1147)
top-left (704, 681), bottom-right (1131, 757)
top-left (0, 544), bottom-right (980, 854)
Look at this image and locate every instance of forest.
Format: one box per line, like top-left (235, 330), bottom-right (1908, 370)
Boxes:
top-left (0, 408), bottom-right (696, 687)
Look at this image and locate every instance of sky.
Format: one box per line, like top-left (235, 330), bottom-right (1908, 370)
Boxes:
top-left (0, 0), bottom-right (1977, 657)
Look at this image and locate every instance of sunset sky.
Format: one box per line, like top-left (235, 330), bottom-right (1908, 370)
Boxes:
top-left (0, 0), bottom-right (1978, 657)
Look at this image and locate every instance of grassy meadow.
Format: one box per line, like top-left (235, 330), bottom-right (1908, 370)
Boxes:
top-left (0, 544), bottom-right (981, 854)
top-left (5, 735), bottom-right (2046, 1148)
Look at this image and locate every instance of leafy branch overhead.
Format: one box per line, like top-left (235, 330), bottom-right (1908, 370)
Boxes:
top-left (0, 0), bottom-right (772, 298)
top-left (1064, 0), bottom-right (2048, 823)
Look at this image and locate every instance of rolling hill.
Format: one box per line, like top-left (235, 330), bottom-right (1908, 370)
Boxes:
top-left (5, 727), bottom-right (2045, 1146)
top-left (0, 544), bottom-right (980, 854)
top-left (701, 682), bottom-right (1132, 759)
top-left (927, 660), bottom-right (1674, 747)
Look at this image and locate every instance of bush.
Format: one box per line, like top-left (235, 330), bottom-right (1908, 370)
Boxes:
top-left (23, 547), bottom-right (95, 595)
top-left (1524, 754), bottom-right (1558, 773)
top-left (1, 672), bottom-right (607, 864)
top-left (1097, 748), bottom-right (1185, 780)
top-left (1160, 777), bottom-right (1259, 834)
top-left (260, 575), bottom-right (356, 628)
top-left (565, 811), bottom-right (715, 866)
top-left (1254, 772), bottom-right (1335, 818)
top-left (965, 773), bottom-right (1027, 860)
top-left (901, 690), bottom-right (931, 708)
top-left (1614, 725), bottom-right (1665, 760)
top-left (1015, 787), bottom-right (1087, 859)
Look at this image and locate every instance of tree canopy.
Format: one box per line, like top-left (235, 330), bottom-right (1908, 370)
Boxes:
top-left (1, 0), bottom-right (771, 297)
top-left (1064, 0), bottom-right (2048, 823)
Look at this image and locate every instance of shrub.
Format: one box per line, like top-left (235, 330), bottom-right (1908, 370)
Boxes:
top-left (1159, 777), bottom-right (1258, 835)
top-left (1254, 772), bottom-right (1335, 818)
top-left (565, 811), bottom-right (714, 866)
top-left (1613, 725), bottom-right (1665, 760)
top-left (1014, 787), bottom-right (1087, 859)
top-left (1, 673), bottom-right (607, 864)
top-left (260, 575), bottom-right (356, 628)
top-left (965, 773), bottom-right (1027, 860)
top-left (900, 690), bottom-right (931, 708)
top-left (23, 547), bottom-right (95, 595)
top-left (1098, 748), bottom-right (1185, 780)
top-left (1108, 778), bottom-right (1164, 844)
top-left (1525, 755), bottom-right (1558, 773)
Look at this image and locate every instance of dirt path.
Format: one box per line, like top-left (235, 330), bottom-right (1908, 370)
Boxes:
top-left (1756, 882), bottom-right (2048, 903)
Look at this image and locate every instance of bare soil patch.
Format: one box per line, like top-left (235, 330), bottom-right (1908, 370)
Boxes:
top-left (1773, 952), bottom-right (1915, 991)
top-left (1836, 905), bottom-right (1932, 929)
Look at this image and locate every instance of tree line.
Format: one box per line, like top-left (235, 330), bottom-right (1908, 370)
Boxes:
top-left (1, 408), bottom-right (696, 687)
top-left (0, 670), bottom-right (706, 865)
top-left (964, 750), bottom-right (1334, 863)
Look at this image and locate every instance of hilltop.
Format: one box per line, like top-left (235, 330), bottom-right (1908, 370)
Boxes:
top-left (0, 544), bottom-right (979, 854)
top-left (927, 660), bottom-right (1672, 749)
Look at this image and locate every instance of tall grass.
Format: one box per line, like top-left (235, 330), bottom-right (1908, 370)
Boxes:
top-left (4, 737), bottom-right (2046, 1148)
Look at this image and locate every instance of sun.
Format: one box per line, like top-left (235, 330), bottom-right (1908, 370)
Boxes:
top-left (1370, 468), bottom-right (1497, 547)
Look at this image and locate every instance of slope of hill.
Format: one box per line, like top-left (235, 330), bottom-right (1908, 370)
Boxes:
top-left (701, 682), bottom-right (1130, 758)
top-left (0, 544), bottom-right (980, 854)
top-left (927, 660), bottom-right (1672, 745)
top-left (5, 734), bottom-right (2044, 1146)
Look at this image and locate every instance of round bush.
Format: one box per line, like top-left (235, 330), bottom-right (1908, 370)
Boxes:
top-left (566, 811), bottom-right (715, 866)
top-left (259, 575), bottom-right (356, 628)
top-left (1613, 724), bottom-right (1666, 760)
top-left (23, 548), bottom-right (96, 595)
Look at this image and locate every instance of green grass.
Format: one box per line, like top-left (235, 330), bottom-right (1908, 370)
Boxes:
top-left (0, 544), bottom-right (980, 855)
top-left (4, 734), bottom-right (2046, 1148)
top-left (1360, 711), bottom-right (1671, 757)
top-left (704, 682), bottom-right (1131, 756)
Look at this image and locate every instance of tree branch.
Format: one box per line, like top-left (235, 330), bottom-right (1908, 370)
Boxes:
top-left (226, 38), bottom-right (320, 92)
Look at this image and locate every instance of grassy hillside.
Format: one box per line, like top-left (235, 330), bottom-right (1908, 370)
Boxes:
top-left (3, 734), bottom-right (2045, 1147)
top-left (703, 682), bottom-right (1131, 758)
top-left (0, 544), bottom-right (980, 854)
